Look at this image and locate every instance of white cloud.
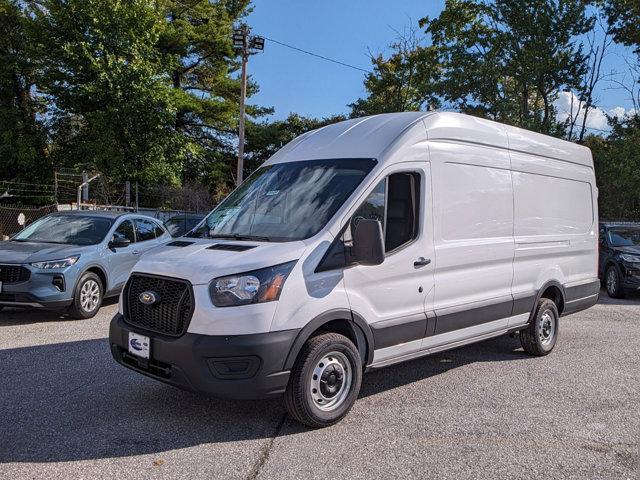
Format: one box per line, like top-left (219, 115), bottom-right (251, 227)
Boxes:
top-left (554, 91), bottom-right (636, 134)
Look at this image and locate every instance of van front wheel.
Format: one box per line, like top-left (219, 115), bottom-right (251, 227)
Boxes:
top-left (520, 298), bottom-right (559, 356)
top-left (284, 332), bottom-right (362, 428)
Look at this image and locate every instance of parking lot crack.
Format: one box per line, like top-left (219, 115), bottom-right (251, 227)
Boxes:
top-left (246, 413), bottom-right (287, 480)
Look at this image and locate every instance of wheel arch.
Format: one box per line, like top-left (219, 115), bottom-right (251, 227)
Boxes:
top-left (535, 280), bottom-right (566, 316)
top-left (283, 309), bottom-right (374, 370)
top-left (77, 264), bottom-right (108, 294)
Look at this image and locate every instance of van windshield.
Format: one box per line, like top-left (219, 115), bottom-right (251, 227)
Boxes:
top-left (188, 158), bottom-right (376, 242)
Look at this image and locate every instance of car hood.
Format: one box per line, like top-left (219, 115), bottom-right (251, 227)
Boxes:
top-left (614, 245), bottom-right (640, 256)
top-left (0, 241), bottom-right (92, 264)
top-left (133, 238), bottom-right (308, 285)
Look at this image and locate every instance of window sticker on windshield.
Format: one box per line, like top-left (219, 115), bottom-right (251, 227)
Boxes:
top-left (266, 190), bottom-right (280, 196)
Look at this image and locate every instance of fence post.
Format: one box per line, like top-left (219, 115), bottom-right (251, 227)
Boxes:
top-left (125, 181), bottom-right (131, 208)
top-left (82, 172), bottom-right (89, 202)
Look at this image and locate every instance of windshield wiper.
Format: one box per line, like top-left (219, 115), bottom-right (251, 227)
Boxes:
top-left (208, 233), bottom-right (271, 242)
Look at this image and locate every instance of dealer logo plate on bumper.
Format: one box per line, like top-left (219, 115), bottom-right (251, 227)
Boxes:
top-left (128, 332), bottom-right (150, 359)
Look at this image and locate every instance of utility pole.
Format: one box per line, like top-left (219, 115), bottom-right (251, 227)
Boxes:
top-left (232, 26), bottom-right (265, 186)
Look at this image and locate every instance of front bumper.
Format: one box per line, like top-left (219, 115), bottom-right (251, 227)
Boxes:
top-left (620, 262), bottom-right (640, 289)
top-left (0, 265), bottom-right (75, 309)
top-left (109, 313), bottom-right (299, 400)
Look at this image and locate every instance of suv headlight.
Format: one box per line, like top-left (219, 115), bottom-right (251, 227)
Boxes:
top-left (210, 261), bottom-right (297, 307)
top-left (30, 256), bottom-right (80, 270)
top-left (620, 253), bottom-right (640, 263)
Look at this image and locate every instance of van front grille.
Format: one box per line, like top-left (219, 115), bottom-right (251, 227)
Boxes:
top-left (124, 274), bottom-right (194, 337)
top-left (0, 265), bottom-right (30, 284)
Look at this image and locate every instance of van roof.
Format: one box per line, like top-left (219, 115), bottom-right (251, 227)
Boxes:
top-left (266, 112), bottom-right (593, 168)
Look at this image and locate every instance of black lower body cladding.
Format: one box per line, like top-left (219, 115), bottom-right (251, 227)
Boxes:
top-left (109, 313), bottom-right (299, 400)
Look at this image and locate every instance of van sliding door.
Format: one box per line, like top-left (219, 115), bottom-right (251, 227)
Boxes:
top-left (426, 142), bottom-right (515, 345)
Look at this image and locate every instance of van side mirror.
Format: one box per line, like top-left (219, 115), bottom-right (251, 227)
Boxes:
top-left (109, 237), bottom-right (130, 249)
top-left (352, 219), bottom-right (385, 266)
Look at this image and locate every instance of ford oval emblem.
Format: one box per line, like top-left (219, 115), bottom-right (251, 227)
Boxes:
top-left (139, 291), bottom-right (159, 305)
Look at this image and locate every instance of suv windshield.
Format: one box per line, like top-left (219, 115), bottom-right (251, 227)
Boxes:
top-left (608, 227), bottom-right (640, 247)
top-left (188, 158), bottom-right (376, 242)
top-left (13, 215), bottom-right (113, 245)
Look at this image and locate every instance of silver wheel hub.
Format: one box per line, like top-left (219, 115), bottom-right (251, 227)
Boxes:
top-left (538, 310), bottom-right (556, 347)
top-left (607, 269), bottom-right (617, 293)
top-left (310, 351), bottom-right (352, 412)
top-left (80, 279), bottom-right (100, 313)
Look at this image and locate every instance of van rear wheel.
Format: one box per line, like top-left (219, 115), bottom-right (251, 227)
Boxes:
top-left (520, 298), bottom-right (559, 356)
top-left (284, 332), bottom-right (362, 428)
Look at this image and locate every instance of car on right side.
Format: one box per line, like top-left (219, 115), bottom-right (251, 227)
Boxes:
top-left (599, 222), bottom-right (640, 298)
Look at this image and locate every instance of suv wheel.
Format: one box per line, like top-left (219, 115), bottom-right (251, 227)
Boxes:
top-left (520, 298), bottom-right (559, 356)
top-left (605, 265), bottom-right (625, 298)
top-left (284, 332), bottom-right (362, 428)
top-left (69, 272), bottom-right (103, 319)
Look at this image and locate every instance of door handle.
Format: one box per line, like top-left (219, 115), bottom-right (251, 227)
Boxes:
top-left (132, 250), bottom-right (140, 255)
top-left (414, 257), bottom-right (431, 267)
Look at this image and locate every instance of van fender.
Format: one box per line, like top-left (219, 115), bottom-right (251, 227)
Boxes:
top-left (283, 309), bottom-right (374, 370)
top-left (530, 279), bottom-right (566, 319)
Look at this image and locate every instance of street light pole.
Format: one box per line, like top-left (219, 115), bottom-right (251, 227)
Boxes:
top-left (233, 25), bottom-right (264, 186)
top-left (237, 28), bottom-right (249, 186)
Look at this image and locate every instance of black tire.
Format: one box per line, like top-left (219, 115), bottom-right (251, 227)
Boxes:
top-left (68, 272), bottom-right (103, 319)
top-left (605, 264), bottom-right (625, 299)
top-left (284, 332), bottom-right (362, 428)
top-left (520, 298), bottom-right (559, 356)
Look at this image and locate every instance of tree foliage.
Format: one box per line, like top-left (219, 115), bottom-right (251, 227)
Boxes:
top-left (421, 0), bottom-right (593, 134)
top-left (0, 0), bottom-right (48, 181)
top-left (349, 27), bottom-right (440, 117)
top-left (605, 0), bottom-right (640, 54)
top-left (587, 117), bottom-right (640, 219)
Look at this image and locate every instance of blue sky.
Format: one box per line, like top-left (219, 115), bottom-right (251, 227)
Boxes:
top-left (246, 1), bottom-right (636, 130)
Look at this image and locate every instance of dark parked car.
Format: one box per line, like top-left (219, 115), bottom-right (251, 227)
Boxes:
top-left (0, 211), bottom-right (170, 318)
top-left (163, 213), bottom-right (205, 237)
top-left (599, 222), bottom-right (640, 298)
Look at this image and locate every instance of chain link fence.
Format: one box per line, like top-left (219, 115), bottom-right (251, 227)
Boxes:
top-left (0, 204), bottom-right (58, 239)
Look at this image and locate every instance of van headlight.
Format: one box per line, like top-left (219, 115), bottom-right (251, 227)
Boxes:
top-left (30, 256), bottom-right (80, 269)
top-left (210, 261), bottom-right (297, 307)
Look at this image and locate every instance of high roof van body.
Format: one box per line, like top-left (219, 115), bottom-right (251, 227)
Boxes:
top-left (110, 112), bottom-right (600, 427)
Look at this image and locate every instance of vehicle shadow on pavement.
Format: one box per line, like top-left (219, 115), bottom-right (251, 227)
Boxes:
top-left (597, 288), bottom-right (640, 306)
top-left (0, 333), bottom-right (534, 463)
top-left (359, 334), bottom-right (528, 399)
top-left (0, 338), bottom-right (284, 463)
top-left (0, 298), bottom-right (118, 326)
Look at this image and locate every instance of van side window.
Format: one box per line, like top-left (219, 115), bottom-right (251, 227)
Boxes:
top-left (347, 172), bottom-right (420, 253)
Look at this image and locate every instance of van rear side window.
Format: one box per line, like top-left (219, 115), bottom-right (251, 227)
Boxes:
top-left (513, 173), bottom-right (593, 236)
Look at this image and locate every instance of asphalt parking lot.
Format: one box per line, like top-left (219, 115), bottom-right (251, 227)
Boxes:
top-left (0, 292), bottom-right (638, 480)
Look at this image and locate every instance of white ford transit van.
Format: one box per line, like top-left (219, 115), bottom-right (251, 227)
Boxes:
top-left (110, 112), bottom-right (600, 427)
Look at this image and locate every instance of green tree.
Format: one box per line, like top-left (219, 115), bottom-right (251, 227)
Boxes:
top-left (0, 0), bottom-right (48, 183)
top-left (349, 27), bottom-right (440, 117)
top-left (421, 0), bottom-right (593, 134)
top-left (605, 0), bottom-right (640, 53)
top-left (33, 0), bottom-right (184, 184)
top-left (29, 0), bottom-right (256, 191)
top-left (587, 117), bottom-right (640, 219)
